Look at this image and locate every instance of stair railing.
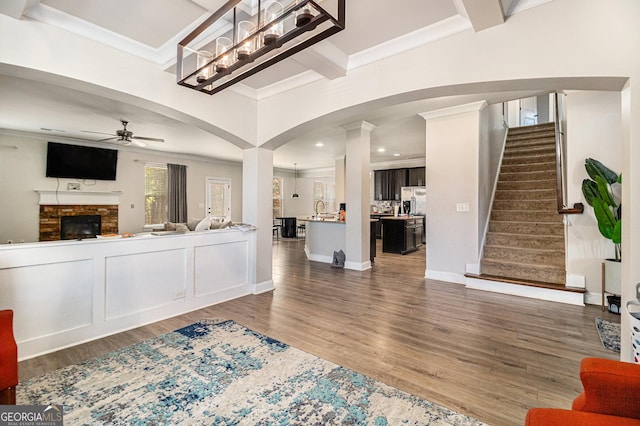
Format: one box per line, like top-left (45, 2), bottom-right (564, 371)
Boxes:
top-left (554, 92), bottom-right (584, 215)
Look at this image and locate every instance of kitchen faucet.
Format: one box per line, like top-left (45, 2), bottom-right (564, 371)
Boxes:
top-left (315, 200), bottom-right (325, 217)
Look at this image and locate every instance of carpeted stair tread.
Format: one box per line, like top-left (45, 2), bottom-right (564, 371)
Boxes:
top-left (481, 259), bottom-right (565, 285)
top-left (486, 232), bottom-right (564, 249)
top-left (499, 170), bottom-right (557, 181)
top-left (506, 123), bottom-right (555, 134)
top-left (492, 199), bottom-right (557, 210)
top-left (502, 153), bottom-right (556, 165)
top-left (494, 189), bottom-right (557, 200)
top-left (504, 139), bottom-right (556, 155)
top-left (488, 220), bottom-right (564, 236)
top-left (497, 179), bottom-right (557, 191)
top-left (483, 245), bottom-right (565, 266)
top-left (500, 161), bottom-right (556, 173)
top-left (490, 210), bottom-right (562, 223)
top-left (506, 134), bottom-right (556, 144)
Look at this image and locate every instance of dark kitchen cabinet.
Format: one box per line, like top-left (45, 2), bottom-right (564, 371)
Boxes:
top-left (381, 217), bottom-right (423, 254)
top-left (374, 169), bottom-right (408, 200)
top-left (408, 167), bottom-right (425, 186)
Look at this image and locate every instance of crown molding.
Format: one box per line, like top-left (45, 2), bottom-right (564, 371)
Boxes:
top-left (509, 0), bottom-right (554, 15)
top-left (341, 121), bottom-right (376, 132)
top-left (348, 14), bottom-right (472, 71)
top-left (24, 4), bottom-right (215, 66)
top-left (419, 100), bottom-right (487, 120)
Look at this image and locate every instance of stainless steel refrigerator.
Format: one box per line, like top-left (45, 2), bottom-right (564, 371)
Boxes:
top-left (401, 186), bottom-right (426, 215)
top-left (401, 186), bottom-right (426, 244)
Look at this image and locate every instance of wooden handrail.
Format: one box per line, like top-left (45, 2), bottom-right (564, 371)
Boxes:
top-left (554, 93), bottom-right (584, 215)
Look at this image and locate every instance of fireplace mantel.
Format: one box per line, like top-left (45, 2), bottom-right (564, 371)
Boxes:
top-left (36, 190), bottom-right (121, 205)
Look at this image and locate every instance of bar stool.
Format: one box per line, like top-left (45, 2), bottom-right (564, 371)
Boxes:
top-left (297, 223), bottom-right (305, 239)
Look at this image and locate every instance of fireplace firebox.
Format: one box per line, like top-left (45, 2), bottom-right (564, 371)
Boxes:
top-left (60, 215), bottom-right (102, 240)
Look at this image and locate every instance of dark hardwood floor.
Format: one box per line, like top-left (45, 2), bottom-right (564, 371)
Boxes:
top-left (19, 239), bottom-right (619, 425)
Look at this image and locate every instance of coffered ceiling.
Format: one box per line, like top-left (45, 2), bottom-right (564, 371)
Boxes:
top-left (0, 0), bottom-right (552, 170)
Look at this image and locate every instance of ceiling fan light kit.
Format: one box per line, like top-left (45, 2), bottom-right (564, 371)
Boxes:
top-left (177, 0), bottom-right (345, 95)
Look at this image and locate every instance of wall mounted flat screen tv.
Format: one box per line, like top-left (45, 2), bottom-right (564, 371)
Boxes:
top-left (46, 142), bottom-right (118, 181)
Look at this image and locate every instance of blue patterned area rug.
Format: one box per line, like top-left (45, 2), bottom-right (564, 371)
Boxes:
top-left (18, 320), bottom-right (484, 425)
top-left (595, 317), bottom-right (621, 353)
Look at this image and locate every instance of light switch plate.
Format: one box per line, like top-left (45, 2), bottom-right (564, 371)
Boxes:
top-left (456, 203), bottom-right (470, 212)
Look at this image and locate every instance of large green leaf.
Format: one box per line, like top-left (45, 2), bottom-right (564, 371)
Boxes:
top-left (612, 219), bottom-right (621, 245)
top-left (595, 175), bottom-right (617, 208)
top-left (585, 158), bottom-right (618, 184)
top-left (581, 179), bottom-right (599, 207)
top-left (593, 198), bottom-right (617, 240)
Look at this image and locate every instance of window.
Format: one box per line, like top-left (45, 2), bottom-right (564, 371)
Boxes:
top-left (273, 177), bottom-right (283, 218)
top-left (145, 164), bottom-right (168, 225)
top-left (313, 180), bottom-right (336, 213)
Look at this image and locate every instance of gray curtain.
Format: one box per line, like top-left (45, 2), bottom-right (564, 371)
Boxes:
top-left (167, 163), bottom-right (187, 223)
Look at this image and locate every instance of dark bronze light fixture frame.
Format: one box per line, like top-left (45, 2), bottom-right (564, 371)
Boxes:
top-left (177, 0), bottom-right (345, 95)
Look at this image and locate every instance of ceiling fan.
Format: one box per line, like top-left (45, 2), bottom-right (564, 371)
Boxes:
top-left (82, 120), bottom-right (164, 147)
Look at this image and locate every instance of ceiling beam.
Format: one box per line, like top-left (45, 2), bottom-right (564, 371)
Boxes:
top-left (459, 0), bottom-right (505, 32)
top-left (292, 42), bottom-right (348, 80)
top-left (0, 0), bottom-right (39, 19)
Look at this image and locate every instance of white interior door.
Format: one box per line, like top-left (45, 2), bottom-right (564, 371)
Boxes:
top-left (206, 177), bottom-right (231, 220)
top-left (520, 97), bottom-right (538, 126)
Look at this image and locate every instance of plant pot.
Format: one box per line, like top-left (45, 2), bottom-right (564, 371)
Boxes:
top-left (607, 295), bottom-right (621, 314)
top-left (604, 258), bottom-right (622, 296)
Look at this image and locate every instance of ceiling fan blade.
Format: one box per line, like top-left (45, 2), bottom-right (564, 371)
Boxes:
top-left (132, 136), bottom-right (164, 143)
top-left (81, 130), bottom-right (117, 136)
top-left (96, 136), bottom-right (118, 142)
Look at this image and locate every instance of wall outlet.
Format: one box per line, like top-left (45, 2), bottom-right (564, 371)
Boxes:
top-left (173, 289), bottom-right (186, 300)
top-left (67, 183), bottom-right (80, 191)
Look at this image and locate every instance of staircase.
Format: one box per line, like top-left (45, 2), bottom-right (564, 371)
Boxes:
top-left (480, 122), bottom-right (566, 286)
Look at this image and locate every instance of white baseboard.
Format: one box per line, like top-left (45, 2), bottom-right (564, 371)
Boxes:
top-left (426, 269), bottom-right (466, 285)
top-left (253, 280), bottom-right (274, 294)
top-left (465, 277), bottom-right (585, 306)
top-left (345, 260), bottom-right (371, 271)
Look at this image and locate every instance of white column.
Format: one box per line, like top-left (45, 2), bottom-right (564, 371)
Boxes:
top-left (335, 155), bottom-right (346, 205)
top-left (243, 147), bottom-right (274, 294)
top-left (342, 121), bottom-right (375, 271)
top-left (419, 101), bottom-right (486, 283)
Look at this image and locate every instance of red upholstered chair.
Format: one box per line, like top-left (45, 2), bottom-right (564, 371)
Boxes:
top-left (0, 310), bottom-right (18, 405)
top-left (525, 357), bottom-right (640, 425)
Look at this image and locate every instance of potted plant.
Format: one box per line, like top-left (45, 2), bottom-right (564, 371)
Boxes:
top-left (582, 158), bottom-right (622, 311)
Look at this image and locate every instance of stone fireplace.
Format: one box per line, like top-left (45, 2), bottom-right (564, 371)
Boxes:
top-left (37, 190), bottom-right (120, 241)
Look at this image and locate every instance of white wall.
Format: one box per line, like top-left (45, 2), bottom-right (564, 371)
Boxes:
top-left (0, 132), bottom-right (243, 243)
top-left (423, 103), bottom-right (483, 283)
top-left (565, 91), bottom-right (622, 303)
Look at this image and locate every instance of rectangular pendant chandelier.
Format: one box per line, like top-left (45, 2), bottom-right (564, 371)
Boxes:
top-left (177, 0), bottom-right (345, 95)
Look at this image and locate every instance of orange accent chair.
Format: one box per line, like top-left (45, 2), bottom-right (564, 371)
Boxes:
top-left (0, 310), bottom-right (18, 405)
top-left (525, 357), bottom-right (640, 425)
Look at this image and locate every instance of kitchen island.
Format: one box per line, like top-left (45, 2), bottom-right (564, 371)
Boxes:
top-left (300, 218), bottom-right (346, 264)
top-left (381, 216), bottom-right (424, 254)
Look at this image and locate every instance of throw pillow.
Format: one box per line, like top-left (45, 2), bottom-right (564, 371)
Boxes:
top-left (187, 218), bottom-right (201, 231)
top-left (164, 221), bottom-right (177, 231)
top-left (195, 217), bottom-right (211, 232)
top-left (175, 223), bottom-right (190, 232)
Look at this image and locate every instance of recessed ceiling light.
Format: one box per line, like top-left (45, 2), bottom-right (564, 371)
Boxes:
top-left (377, 148), bottom-right (385, 153)
top-left (315, 142), bottom-right (324, 147)
top-left (393, 153), bottom-right (400, 157)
